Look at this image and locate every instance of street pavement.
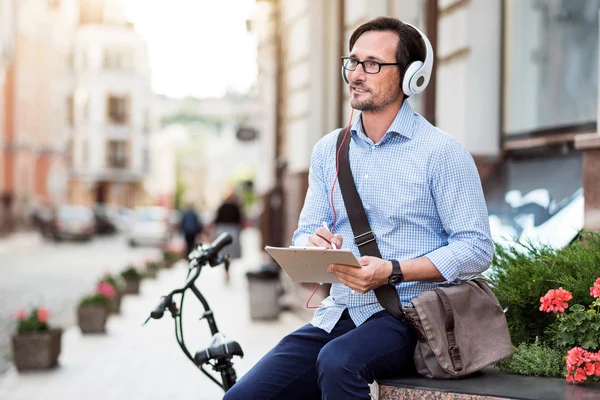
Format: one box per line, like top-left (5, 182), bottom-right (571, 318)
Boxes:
top-left (0, 229), bottom-right (309, 399)
top-left (0, 231), bottom-right (166, 376)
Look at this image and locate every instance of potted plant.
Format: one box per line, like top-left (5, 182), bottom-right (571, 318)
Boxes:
top-left (144, 258), bottom-right (160, 279)
top-left (11, 307), bottom-right (62, 371)
top-left (99, 272), bottom-right (123, 314)
top-left (77, 282), bottom-right (115, 334)
top-left (121, 264), bottom-right (142, 295)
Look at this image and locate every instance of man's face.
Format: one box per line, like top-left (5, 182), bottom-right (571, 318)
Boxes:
top-left (347, 30), bottom-right (403, 113)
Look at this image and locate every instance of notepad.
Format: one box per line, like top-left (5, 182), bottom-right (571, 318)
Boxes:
top-left (265, 246), bottom-right (361, 284)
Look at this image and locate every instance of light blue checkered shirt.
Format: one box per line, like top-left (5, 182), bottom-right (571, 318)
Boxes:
top-left (291, 100), bottom-right (494, 333)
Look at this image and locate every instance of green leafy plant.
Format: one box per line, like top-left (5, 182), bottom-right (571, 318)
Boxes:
top-left (496, 338), bottom-right (565, 378)
top-left (15, 308), bottom-right (50, 334)
top-left (121, 265), bottom-right (141, 280)
top-left (79, 282), bottom-right (116, 309)
top-left (98, 272), bottom-right (121, 291)
top-left (490, 232), bottom-right (600, 345)
top-left (79, 294), bottom-right (112, 309)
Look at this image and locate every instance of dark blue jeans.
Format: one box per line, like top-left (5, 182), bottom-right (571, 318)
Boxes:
top-left (223, 309), bottom-right (416, 400)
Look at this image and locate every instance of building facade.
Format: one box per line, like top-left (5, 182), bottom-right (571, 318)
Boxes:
top-left (254, 0), bottom-right (600, 250)
top-left (1, 0), bottom-right (74, 231)
top-left (68, 0), bottom-right (153, 207)
top-left (0, 0), bottom-right (16, 233)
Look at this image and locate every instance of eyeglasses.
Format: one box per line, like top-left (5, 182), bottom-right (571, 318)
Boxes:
top-left (341, 57), bottom-right (401, 74)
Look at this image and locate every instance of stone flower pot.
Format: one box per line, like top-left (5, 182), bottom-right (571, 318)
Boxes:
top-left (77, 304), bottom-right (109, 334)
top-left (122, 277), bottom-right (141, 295)
top-left (145, 264), bottom-right (159, 279)
top-left (11, 328), bottom-right (62, 371)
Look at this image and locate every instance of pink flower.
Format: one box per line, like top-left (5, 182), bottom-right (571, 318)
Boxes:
top-left (97, 282), bottom-right (116, 299)
top-left (16, 309), bottom-right (27, 320)
top-left (539, 287), bottom-right (572, 313)
top-left (590, 277), bottom-right (600, 298)
top-left (584, 362), bottom-right (596, 376)
top-left (36, 308), bottom-right (49, 323)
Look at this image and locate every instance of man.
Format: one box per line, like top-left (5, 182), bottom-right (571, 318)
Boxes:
top-left (224, 16), bottom-right (493, 399)
top-left (180, 203), bottom-right (203, 257)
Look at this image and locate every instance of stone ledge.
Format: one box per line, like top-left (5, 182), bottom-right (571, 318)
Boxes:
top-left (378, 367), bottom-right (600, 400)
top-left (574, 133), bottom-right (600, 150)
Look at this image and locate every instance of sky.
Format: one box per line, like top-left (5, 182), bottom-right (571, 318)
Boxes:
top-left (123, 0), bottom-right (258, 99)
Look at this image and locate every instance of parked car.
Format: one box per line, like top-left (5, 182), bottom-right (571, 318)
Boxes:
top-left (127, 206), bottom-right (170, 247)
top-left (52, 205), bottom-right (96, 241)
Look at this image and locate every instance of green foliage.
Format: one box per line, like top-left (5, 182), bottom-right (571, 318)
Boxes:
top-left (496, 338), bottom-right (565, 378)
top-left (490, 232), bottom-right (600, 345)
top-left (120, 266), bottom-right (141, 280)
top-left (555, 299), bottom-right (600, 351)
top-left (79, 293), bottom-right (112, 309)
top-left (17, 308), bottom-right (49, 334)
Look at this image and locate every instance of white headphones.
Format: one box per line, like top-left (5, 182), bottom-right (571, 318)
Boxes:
top-left (341, 22), bottom-right (434, 97)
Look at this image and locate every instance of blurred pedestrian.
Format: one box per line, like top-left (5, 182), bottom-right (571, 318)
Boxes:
top-left (214, 190), bottom-right (243, 281)
top-left (180, 203), bottom-right (203, 257)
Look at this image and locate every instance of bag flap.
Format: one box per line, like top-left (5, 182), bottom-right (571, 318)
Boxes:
top-left (411, 279), bottom-right (514, 375)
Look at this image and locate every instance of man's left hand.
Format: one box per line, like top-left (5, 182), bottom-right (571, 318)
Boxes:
top-left (327, 256), bottom-right (392, 293)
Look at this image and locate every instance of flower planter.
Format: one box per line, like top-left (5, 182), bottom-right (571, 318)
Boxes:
top-left (122, 277), bottom-right (141, 295)
top-left (11, 328), bottom-right (62, 371)
top-left (145, 264), bottom-right (159, 279)
top-left (77, 305), bottom-right (109, 334)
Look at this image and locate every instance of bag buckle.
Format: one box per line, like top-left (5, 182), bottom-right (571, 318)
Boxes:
top-left (354, 231), bottom-right (375, 247)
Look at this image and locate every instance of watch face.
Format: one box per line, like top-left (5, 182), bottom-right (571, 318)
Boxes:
top-left (388, 275), bottom-right (400, 285)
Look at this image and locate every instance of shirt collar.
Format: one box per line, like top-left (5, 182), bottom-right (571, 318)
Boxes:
top-left (350, 100), bottom-right (416, 143)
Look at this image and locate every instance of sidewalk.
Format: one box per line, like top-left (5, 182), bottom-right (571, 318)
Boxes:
top-left (0, 230), bottom-right (309, 400)
top-left (0, 231), bottom-right (42, 256)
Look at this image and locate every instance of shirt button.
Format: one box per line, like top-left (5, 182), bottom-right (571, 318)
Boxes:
top-left (351, 290), bottom-right (356, 294)
top-left (371, 145), bottom-right (375, 150)
top-left (364, 174), bottom-right (369, 179)
top-left (365, 204), bottom-right (370, 210)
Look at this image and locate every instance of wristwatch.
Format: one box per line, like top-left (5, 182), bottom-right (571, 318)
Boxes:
top-left (387, 259), bottom-right (403, 285)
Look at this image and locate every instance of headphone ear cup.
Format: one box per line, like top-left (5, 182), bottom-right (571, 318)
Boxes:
top-left (341, 66), bottom-right (349, 84)
top-left (402, 60), bottom-right (423, 97)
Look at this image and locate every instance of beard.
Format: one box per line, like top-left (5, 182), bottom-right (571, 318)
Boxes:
top-left (350, 83), bottom-right (402, 112)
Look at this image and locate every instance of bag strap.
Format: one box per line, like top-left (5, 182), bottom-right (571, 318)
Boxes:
top-left (335, 129), bottom-right (408, 321)
top-left (434, 289), bottom-right (463, 372)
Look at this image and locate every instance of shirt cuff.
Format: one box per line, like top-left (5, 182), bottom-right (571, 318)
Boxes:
top-left (424, 245), bottom-right (461, 282)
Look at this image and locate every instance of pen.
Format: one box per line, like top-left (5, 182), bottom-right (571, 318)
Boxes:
top-left (322, 221), bottom-right (338, 250)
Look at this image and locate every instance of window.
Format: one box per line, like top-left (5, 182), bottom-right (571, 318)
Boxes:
top-left (107, 95), bottom-right (129, 124)
top-left (503, 0), bottom-right (600, 136)
top-left (107, 141), bottom-right (128, 168)
top-left (103, 49), bottom-right (132, 70)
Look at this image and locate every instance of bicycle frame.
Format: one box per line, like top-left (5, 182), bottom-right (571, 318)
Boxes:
top-left (145, 234), bottom-right (241, 393)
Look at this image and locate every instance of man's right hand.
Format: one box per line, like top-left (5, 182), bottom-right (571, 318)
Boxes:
top-left (306, 227), bottom-right (343, 249)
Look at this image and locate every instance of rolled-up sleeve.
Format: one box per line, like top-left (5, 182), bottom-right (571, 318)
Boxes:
top-left (291, 139), bottom-right (332, 247)
top-left (424, 139), bottom-right (494, 282)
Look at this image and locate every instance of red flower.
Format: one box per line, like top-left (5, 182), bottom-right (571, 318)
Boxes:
top-left (16, 309), bottom-right (27, 320)
top-left (36, 308), bottom-right (49, 324)
top-left (539, 287), bottom-right (572, 313)
top-left (584, 362), bottom-right (596, 376)
top-left (590, 277), bottom-right (600, 298)
top-left (574, 368), bottom-right (588, 383)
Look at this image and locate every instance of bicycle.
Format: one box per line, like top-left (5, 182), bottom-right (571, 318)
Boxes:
top-left (144, 233), bottom-right (244, 393)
